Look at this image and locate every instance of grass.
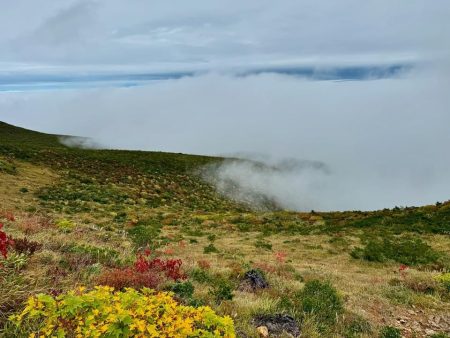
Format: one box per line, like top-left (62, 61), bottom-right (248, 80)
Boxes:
top-left (1, 121), bottom-right (450, 337)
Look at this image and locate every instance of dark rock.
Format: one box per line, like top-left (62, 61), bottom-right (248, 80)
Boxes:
top-left (242, 269), bottom-right (269, 290)
top-left (253, 314), bottom-right (300, 337)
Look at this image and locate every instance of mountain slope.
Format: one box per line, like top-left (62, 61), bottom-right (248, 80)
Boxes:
top-left (1, 121), bottom-right (449, 337)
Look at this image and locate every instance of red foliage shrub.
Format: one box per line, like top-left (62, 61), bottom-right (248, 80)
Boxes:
top-left (97, 254), bottom-right (186, 290)
top-left (134, 255), bottom-right (186, 280)
top-left (11, 237), bottom-right (42, 255)
top-left (97, 267), bottom-right (161, 290)
top-left (0, 223), bottom-right (14, 259)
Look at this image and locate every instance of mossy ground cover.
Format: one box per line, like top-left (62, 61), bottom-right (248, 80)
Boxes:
top-left (1, 121), bottom-right (450, 337)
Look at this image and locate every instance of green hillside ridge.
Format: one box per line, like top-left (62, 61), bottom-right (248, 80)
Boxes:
top-left (1, 121), bottom-right (449, 337)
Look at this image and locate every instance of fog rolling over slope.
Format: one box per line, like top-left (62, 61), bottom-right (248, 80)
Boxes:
top-left (2, 65), bottom-right (450, 211)
top-left (202, 151), bottom-right (450, 212)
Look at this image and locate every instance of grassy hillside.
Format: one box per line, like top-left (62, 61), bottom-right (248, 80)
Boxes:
top-left (0, 121), bottom-right (449, 337)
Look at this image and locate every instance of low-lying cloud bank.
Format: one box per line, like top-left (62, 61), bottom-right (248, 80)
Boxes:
top-left (1, 64), bottom-right (450, 211)
top-left (201, 157), bottom-right (331, 211)
top-left (58, 136), bottom-right (103, 149)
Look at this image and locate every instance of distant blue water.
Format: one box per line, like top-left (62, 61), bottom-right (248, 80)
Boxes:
top-left (0, 64), bottom-right (411, 92)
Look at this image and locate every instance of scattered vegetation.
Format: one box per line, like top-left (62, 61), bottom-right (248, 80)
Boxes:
top-left (298, 280), bottom-right (343, 331)
top-left (1, 121), bottom-right (450, 337)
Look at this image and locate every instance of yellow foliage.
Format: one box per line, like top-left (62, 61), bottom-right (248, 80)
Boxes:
top-left (10, 286), bottom-right (235, 338)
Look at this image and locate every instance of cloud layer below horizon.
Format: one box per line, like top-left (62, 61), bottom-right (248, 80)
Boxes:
top-left (1, 64), bottom-right (450, 211)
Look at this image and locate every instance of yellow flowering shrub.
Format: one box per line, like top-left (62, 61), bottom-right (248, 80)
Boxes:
top-left (434, 272), bottom-right (450, 290)
top-left (10, 286), bottom-right (235, 338)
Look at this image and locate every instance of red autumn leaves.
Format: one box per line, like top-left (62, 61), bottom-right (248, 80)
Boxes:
top-left (0, 223), bottom-right (14, 260)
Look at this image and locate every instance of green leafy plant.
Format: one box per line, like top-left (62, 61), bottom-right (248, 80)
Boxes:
top-left (297, 280), bottom-right (343, 331)
top-left (379, 325), bottom-right (401, 338)
top-left (127, 221), bottom-right (162, 249)
top-left (209, 278), bottom-right (234, 304)
top-left (203, 243), bottom-right (219, 254)
top-left (351, 236), bottom-right (442, 266)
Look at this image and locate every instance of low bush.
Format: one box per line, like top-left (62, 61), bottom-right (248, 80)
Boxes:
top-left (343, 314), bottom-right (372, 337)
top-left (56, 219), bottom-right (75, 232)
top-left (379, 325), bottom-right (401, 338)
top-left (0, 223), bottom-right (14, 260)
top-left (97, 253), bottom-right (186, 290)
top-left (97, 267), bottom-right (161, 290)
top-left (170, 281), bottom-right (195, 300)
top-left (11, 237), bottom-right (42, 256)
top-left (209, 278), bottom-right (234, 304)
top-left (297, 280), bottom-right (343, 331)
top-left (9, 286), bottom-right (236, 337)
top-left (0, 159), bottom-right (16, 174)
top-left (204, 243), bottom-right (219, 254)
top-left (127, 220), bottom-right (162, 249)
top-left (429, 333), bottom-right (450, 338)
top-left (434, 273), bottom-right (450, 291)
top-left (351, 236), bottom-right (442, 267)
top-left (394, 271), bottom-right (439, 294)
top-left (134, 253), bottom-right (186, 280)
top-left (190, 268), bottom-right (213, 284)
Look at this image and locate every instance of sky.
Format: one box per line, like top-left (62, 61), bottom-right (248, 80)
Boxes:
top-left (1, 1), bottom-right (450, 211)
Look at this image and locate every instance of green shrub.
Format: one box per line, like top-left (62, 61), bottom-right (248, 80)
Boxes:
top-left (127, 221), bottom-right (162, 249)
top-left (190, 268), bottom-right (213, 284)
top-left (171, 281), bottom-right (195, 299)
top-left (343, 314), bottom-right (372, 337)
top-left (351, 236), bottom-right (442, 266)
top-left (203, 243), bottom-right (219, 254)
top-left (429, 333), bottom-right (450, 338)
top-left (209, 278), bottom-right (234, 304)
top-left (0, 159), bottom-right (16, 175)
top-left (379, 326), bottom-right (401, 338)
top-left (297, 280), bottom-right (343, 330)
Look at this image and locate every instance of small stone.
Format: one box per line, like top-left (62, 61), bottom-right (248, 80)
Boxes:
top-left (257, 326), bottom-right (269, 338)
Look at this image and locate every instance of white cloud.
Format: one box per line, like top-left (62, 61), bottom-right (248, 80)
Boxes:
top-left (1, 63), bottom-right (449, 210)
top-left (1, 1), bottom-right (449, 211)
top-left (0, 1), bottom-right (449, 69)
